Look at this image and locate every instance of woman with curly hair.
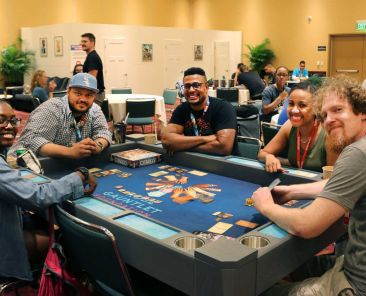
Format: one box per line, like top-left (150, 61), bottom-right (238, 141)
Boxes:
top-left (30, 70), bottom-right (55, 103)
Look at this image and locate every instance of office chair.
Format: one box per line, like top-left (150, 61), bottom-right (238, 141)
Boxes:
top-left (111, 88), bottom-right (132, 94)
top-left (125, 98), bottom-right (156, 134)
top-left (261, 122), bottom-right (288, 158)
top-left (237, 136), bottom-right (261, 160)
top-left (11, 95), bottom-right (40, 113)
top-left (216, 88), bottom-right (239, 105)
top-left (54, 205), bottom-right (135, 296)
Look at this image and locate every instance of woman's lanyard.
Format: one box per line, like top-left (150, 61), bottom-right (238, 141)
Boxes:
top-left (73, 114), bottom-right (86, 142)
top-left (190, 99), bottom-right (210, 136)
top-left (296, 121), bottom-right (318, 169)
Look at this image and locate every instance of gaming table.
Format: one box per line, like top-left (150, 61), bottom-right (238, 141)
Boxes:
top-left (40, 143), bottom-right (346, 296)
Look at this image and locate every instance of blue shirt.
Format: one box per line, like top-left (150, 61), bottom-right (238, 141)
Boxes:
top-left (278, 98), bottom-right (289, 125)
top-left (292, 67), bottom-right (309, 78)
top-left (32, 87), bottom-right (48, 103)
top-left (0, 157), bottom-right (84, 280)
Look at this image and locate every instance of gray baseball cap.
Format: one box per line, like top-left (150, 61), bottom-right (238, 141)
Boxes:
top-left (68, 73), bottom-right (99, 93)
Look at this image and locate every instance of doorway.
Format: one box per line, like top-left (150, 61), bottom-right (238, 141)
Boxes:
top-left (214, 41), bottom-right (230, 80)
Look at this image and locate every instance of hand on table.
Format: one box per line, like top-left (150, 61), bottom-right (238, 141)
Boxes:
top-left (271, 185), bottom-right (293, 205)
top-left (252, 187), bottom-right (275, 215)
top-left (264, 154), bottom-right (283, 173)
top-left (70, 138), bottom-right (97, 158)
top-left (75, 171), bottom-right (97, 195)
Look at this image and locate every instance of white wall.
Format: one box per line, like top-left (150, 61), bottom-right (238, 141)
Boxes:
top-left (21, 23), bottom-right (241, 95)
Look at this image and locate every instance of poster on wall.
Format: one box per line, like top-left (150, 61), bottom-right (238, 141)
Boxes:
top-left (142, 44), bottom-right (153, 61)
top-left (54, 36), bottom-right (63, 56)
top-left (194, 45), bottom-right (203, 61)
top-left (70, 45), bottom-right (86, 72)
top-left (40, 37), bottom-right (48, 57)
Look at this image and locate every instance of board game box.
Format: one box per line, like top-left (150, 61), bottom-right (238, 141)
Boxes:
top-left (111, 149), bottom-right (162, 168)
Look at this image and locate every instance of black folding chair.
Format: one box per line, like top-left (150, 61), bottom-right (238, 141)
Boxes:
top-left (261, 122), bottom-right (288, 158)
top-left (11, 94), bottom-right (40, 112)
top-left (216, 88), bottom-right (239, 105)
top-left (125, 98), bottom-right (156, 134)
top-left (54, 205), bottom-right (135, 296)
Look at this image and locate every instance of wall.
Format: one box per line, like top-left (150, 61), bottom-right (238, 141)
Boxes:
top-left (21, 23), bottom-right (241, 94)
top-left (2, 0), bottom-right (366, 74)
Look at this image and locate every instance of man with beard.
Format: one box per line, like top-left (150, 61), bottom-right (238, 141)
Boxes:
top-left (253, 75), bottom-right (366, 296)
top-left (10, 73), bottom-right (111, 159)
top-left (161, 67), bottom-right (237, 156)
top-left (0, 99), bottom-right (97, 282)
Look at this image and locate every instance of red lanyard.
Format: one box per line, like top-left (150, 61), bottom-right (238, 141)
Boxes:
top-left (296, 121), bottom-right (318, 169)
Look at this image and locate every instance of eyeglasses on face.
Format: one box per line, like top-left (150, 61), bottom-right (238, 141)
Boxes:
top-left (0, 117), bottom-right (21, 127)
top-left (183, 82), bottom-right (205, 90)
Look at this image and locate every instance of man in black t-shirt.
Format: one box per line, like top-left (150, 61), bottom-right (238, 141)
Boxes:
top-left (81, 33), bottom-right (105, 106)
top-left (161, 67), bottom-right (238, 156)
top-left (237, 66), bottom-right (265, 99)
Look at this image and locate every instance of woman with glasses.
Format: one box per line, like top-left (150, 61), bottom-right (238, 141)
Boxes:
top-left (30, 70), bottom-right (56, 103)
top-left (258, 81), bottom-right (339, 173)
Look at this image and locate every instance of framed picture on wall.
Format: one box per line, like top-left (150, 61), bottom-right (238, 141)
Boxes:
top-left (40, 37), bottom-right (48, 57)
top-left (194, 45), bottom-right (203, 61)
top-left (142, 44), bottom-right (153, 62)
top-left (54, 36), bottom-right (63, 57)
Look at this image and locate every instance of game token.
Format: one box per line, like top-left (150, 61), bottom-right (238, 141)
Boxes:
top-left (245, 198), bottom-right (254, 206)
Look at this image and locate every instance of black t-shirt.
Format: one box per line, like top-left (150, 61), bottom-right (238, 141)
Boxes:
top-left (83, 50), bottom-right (105, 92)
top-left (237, 71), bottom-right (265, 97)
top-left (170, 97), bottom-right (238, 155)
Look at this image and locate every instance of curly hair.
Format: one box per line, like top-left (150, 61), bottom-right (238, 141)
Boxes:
top-left (30, 70), bottom-right (46, 91)
top-left (313, 75), bottom-right (366, 118)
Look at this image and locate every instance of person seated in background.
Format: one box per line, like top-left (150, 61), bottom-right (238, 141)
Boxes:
top-left (161, 67), bottom-right (238, 156)
top-left (237, 64), bottom-right (265, 100)
top-left (72, 63), bottom-right (83, 75)
top-left (10, 73), bottom-right (112, 159)
top-left (292, 60), bottom-right (309, 81)
top-left (232, 63), bottom-right (245, 86)
top-left (31, 70), bottom-right (56, 103)
top-left (0, 99), bottom-right (96, 283)
top-left (253, 75), bottom-right (366, 296)
top-left (262, 63), bottom-right (276, 85)
top-left (258, 80), bottom-right (339, 173)
top-left (261, 66), bottom-right (291, 122)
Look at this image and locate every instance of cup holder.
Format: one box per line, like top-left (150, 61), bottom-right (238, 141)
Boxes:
top-left (174, 236), bottom-right (205, 250)
top-left (240, 235), bottom-right (270, 249)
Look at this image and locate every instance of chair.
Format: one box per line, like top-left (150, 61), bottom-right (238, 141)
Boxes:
top-left (111, 88), bottom-right (132, 94)
top-left (216, 88), bottom-right (239, 105)
top-left (5, 86), bottom-right (24, 97)
top-left (126, 99), bottom-right (156, 134)
top-left (237, 114), bottom-right (260, 139)
top-left (10, 94), bottom-right (40, 113)
top-left (162, 88), bottom-right (178, 113)
top-left (54, 205), bottom-right (135, 296)
top-left (53, 90), bottom-right (67, 98)
top-left (261, 122), bottom-right (288, 158)
top-left (237, 136), bottom-right (261, 160)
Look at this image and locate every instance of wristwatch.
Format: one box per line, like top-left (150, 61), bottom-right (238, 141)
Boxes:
top-left (96, 140), bottom-right (105, 151)
top-left (76, 167), bottom-right (89, 181)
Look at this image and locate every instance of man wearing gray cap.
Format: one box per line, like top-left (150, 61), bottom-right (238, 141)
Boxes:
top-left (10, 73), bottom-right (112, 159)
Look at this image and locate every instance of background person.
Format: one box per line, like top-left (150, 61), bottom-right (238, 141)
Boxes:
top-left (237, 64), bottom-right (265, 100)
top-left (232, 63), bottom-right (245, 86)
top-left (161, 67), bottom-right (237, 156)
top-left (258, 81), bottom-right (338, 173)
top-left (72, 63), bottom-right (83, 75)
top-left (0, 99), bottom-right (96, 283)
top-left (30, 70), bottom-right (56, 103)
top-left (81, 33), bottom-right (105, 106)
top-left (10, 73), bottom-right (111, 159)
top-left (292, 60), bottom-right (309, 81)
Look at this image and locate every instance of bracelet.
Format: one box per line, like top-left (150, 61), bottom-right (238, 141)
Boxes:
top-left (96, 140), bottom-right (105, 151)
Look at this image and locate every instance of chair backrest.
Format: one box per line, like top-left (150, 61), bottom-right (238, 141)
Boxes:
top-left (126, 99), bottom-right (155, 118)
top-left (54, 205), bottom-right (134, 296)
top-left (5, 86), bottom-right (24, 96)
top-left (53, 90), bottom-right (67, 98)
top-left (237, 114), bottom-right (260, 139)
top-left (261, 122), bottom-right (282, 146)
top-left (11, 94), bottom-right (40, 113)
top-left (111, 88), bottom-right (132, 94)
top-left (162, 89), bottom-right (177, 105)
top-left (216, 88), bottom-right (239, 103)
top-left (237, 136), bottom-right (261, 160)
top-left (49, 77), bottom-right (70, 91)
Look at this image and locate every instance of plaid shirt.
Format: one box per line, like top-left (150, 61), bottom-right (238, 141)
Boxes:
top-left (10, 96), bottom-right (112, 155)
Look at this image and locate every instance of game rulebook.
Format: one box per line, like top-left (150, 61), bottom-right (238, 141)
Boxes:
top-left (111, 149), bottom-right (162, 168)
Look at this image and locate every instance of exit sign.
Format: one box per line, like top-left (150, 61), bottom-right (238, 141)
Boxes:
top-left (356, 20), bottom-right (366, 32)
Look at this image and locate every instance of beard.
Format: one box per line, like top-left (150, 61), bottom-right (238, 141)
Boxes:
top-left (329, 134), bottom-right (352, 154)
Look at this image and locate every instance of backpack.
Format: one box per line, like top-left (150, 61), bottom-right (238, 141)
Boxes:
top-left (37, 208), bottom-right (90, 296)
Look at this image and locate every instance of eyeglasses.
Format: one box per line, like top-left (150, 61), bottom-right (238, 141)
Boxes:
top-left (183, 82), bottom-right (205, 90)
top-left (0, 117), bottom-right (21, 127)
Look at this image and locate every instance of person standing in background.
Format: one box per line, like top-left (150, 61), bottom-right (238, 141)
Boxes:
top-left (81, 33), bottom-right (105, 106)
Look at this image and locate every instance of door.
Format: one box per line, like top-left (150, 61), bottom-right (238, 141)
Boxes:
top-left (329, 35), bottom-right (366, 81)
top-left (164, 40), bottom-right (183, 89)
top-left (214, 41), bottom-right (230, 80)
top-left (104, 38), bottom-right (128, 93)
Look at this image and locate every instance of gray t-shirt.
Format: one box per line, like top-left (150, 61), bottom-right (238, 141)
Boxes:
top-left (319, 136), bottom-right (366, 295)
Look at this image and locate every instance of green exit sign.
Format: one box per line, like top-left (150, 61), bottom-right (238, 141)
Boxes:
top-left (356, 21), bottom-right (366, 32)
